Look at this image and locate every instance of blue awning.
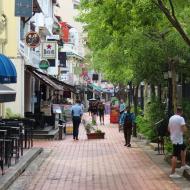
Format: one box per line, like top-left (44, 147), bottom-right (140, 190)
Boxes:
top-left (0, 54), bottom-right (17, 83)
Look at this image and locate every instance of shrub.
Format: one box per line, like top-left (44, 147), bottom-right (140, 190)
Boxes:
top-left (136, 98), bottom-right (165, 141)
top-left (164, 137), bottom-right (173, 155)
top-left (5, 108), bottom-right (22, 119)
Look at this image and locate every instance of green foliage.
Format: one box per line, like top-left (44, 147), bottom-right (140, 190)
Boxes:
top-left (84, 120), bottom-right (103, 134)
top-left (145, 98), bottom-right (165, 127)
top-left (136, 99), bottom-right (165, 141)
top-left (182, 99), bottom-right (190, 123)
top-left (136, 115), bottom-right (153, 139)
top-left (92, 119), bottom-right (97, 126)
top-left (164, 137), bottom-right (173, 155)
top-left (95, 129), bottom-right (103, 133)
top-left (84, 123), bottom-right (93, 134)
top-left (5, 108), bottom-right (22, 119)
top-left (78, 0), bottom-right (190, 90)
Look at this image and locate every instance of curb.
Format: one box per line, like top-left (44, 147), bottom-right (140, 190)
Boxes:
top-left (0, 147), bottom-right (43, 190)
top-left (149, 143), bottom-right (158, 151)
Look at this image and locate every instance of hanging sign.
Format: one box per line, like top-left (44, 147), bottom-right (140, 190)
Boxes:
top-left (15, 0), bottom-right (33, 17)
top-left (25, 32), bottom-right (40, 48)
top-left (41, 42), bottom-right (57, 59)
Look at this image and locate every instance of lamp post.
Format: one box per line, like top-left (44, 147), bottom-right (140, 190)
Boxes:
top-left (127, 84), bottom-right (130, 106)
top-left (163, 70), bottom-right (173, 118)
top-left (140, 82), bottom-right (144, 111)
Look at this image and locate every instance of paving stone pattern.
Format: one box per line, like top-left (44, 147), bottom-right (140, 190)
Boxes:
top-left (26, 115), bottom-right (180, 190)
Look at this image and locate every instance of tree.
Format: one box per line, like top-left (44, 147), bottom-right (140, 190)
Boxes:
top-left (153, 0), bottom-right (190, 47)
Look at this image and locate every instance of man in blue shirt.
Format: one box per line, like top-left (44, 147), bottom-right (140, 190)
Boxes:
top-left (71, 100), bottom-right (83, 140)
top-left (120, 106), bottom-right (135, 147)
top-left (118, 99), bottom-right (126, 131)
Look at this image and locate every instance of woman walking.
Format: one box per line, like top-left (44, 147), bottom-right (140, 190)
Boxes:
top-left (98, 101), bottom-right (105, 125)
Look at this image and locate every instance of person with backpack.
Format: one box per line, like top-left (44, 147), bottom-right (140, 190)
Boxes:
top-left (120, 106), bottom-right (135, 147)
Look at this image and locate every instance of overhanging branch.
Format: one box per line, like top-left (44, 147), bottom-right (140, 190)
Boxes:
top-left (153, 0), bottom-right (190, 47)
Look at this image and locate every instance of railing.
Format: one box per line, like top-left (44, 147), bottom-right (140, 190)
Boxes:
top-left (0, 119), bottom-right (34, 175)
top-left (154, 118), bottom-right (169, 155)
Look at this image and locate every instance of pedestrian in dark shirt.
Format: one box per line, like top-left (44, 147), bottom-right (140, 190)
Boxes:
top-left (91, 101), bottom-right (98, 123)
top-left (98, 101), bottom-right (105, 125)
top-left (120, 106), bottom-right (135, 147)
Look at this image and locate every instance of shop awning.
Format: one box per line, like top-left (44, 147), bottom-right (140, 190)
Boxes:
top-left (0, 84), bottom-right (16, 103)
top-left (88, 83), bottom-right (102, 92)
top-left (0, 54), bottom-right (17, 84)
top-left (26, 66), bottom-right (63, 91)
top-left (49, 76), bottom-right (77, 94)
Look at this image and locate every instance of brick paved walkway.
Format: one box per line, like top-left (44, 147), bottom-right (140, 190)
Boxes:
top-left (30, 114), bottom-right (180, 190)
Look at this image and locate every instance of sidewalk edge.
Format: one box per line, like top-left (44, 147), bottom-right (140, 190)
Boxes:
top-left (0, 147), bottom-right (43, 190)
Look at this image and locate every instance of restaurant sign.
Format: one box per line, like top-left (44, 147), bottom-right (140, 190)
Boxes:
top-left (25, 32), bottom-right (40, 48)
top-left (41, 42), bottom-right (57, 59)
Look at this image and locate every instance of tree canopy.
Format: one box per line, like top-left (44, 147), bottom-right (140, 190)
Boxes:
top-left (77, 0), bottom-right (190, 86)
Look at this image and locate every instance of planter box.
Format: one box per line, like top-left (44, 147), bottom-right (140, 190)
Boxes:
top-left (87, 132), bottom-right (105, 139)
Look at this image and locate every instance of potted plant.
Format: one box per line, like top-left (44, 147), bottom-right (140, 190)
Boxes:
top-left (84, 120), bottom-right (105, 139)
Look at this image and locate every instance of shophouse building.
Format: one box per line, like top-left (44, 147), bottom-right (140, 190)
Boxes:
top-left (0, 0), bottom-right (21, 117)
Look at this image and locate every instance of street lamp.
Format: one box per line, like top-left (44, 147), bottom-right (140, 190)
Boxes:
top-left (127, 84), bottom-right (130, 106)
top-left (163, 70), bottom-right (173, 118)
top-left (140, 82), bottom-right (144, 110)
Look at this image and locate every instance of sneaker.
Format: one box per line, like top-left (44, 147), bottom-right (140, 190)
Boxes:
top-left (169, 173), bottom-right (181, 179)
top-left (127, 144), bottom-right (131, 147)
top-left (124, 144), bottom-right (127, 146)
top-left (181, 165), bottom-right (190, 170)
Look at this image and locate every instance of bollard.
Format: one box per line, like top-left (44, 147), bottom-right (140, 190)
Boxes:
top-left (58, 124), bottom-right (63, 140)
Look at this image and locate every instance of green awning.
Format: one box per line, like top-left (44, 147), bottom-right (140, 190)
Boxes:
top-left (89, 83), bottom-right (102, 92)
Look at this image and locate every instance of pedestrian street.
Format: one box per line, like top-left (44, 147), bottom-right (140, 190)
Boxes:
top-left (15, 114), bottom-right (181, 190)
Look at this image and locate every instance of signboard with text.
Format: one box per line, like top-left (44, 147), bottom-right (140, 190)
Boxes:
top-left (15, 0), bottom-right (33, 17)
top-left (41, 42), bottom-right (57, 59)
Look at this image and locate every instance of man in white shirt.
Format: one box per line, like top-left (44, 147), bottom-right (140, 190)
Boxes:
top-left (168, 107), bottom-right (190, 178)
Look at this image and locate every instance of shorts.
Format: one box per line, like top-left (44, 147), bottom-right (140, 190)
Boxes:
top-left (172, 143), bottom-right (187, 157)
top-left (181, 143), bottom-right (187, 151)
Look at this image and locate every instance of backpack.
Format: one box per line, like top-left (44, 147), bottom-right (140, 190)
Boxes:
top-left (124, 113), bottom-right (133, 128)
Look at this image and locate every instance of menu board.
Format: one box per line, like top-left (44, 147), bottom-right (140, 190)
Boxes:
top-left (41, 101), bottom-right (52, 116)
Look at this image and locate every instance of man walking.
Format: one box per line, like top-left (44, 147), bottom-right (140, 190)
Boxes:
top-left (71, 100), bottom-right (83, 140)
top-left (168, 107), bottom-right (190, 178)
top-left (120, 106), bottom-right (135, 147)
top-left (118, 99), bottom-right (126, 131)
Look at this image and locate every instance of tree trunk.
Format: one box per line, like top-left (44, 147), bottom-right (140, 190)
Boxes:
top-left (150, 84), bottom-right (156, 100)
top-left (154, 0), bottom-right (190, 47)
top-left (157, 84), bottom-right (162, 103)
top-left (133, 85), bottom-right (139, 116)
top-left (116, 84), bottom-right (127, 102)
top-left (144, 81), bottom-right (149, 105)
top-left (133, 84), bottom-right (139, 137)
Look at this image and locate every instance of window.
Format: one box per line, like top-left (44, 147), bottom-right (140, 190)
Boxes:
top-left (73, 3), bottom-right (79, 9)
top-left (58, 52), bottom-right (66, 67)
top-left (48, 59), bottom-right (56, 67)
top-left (73, 0), bottom-right (79, 9)
top-left (20, 19), bottom-right (25, 40)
